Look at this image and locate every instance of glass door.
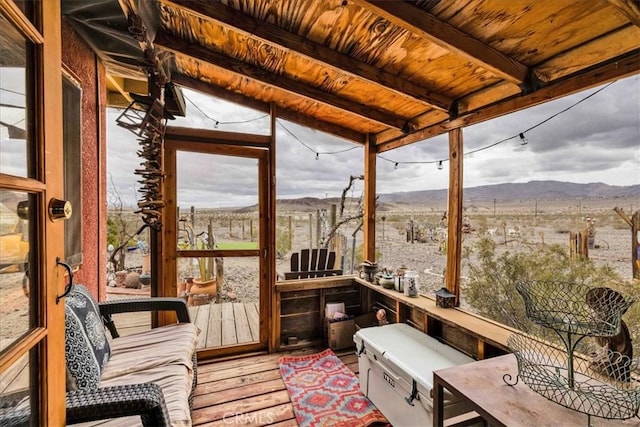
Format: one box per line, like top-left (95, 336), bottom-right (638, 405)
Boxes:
top-left (164, 138), bottom-right (270, 357)
top-left (0, 1), bottom-right (66, 424)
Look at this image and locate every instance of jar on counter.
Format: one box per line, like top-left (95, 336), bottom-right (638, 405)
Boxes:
top-left (404, 270), bottom-right (419, 298)
top-left (394, 275), bottom-right (404, 293)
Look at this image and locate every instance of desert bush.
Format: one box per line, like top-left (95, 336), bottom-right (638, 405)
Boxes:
top-left (462, 237), bottom-right (638, 353)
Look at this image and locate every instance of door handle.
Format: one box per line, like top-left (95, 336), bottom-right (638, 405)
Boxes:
top-left (48, 198), bottom-right (72, 222)
top-left (55, 257), bottom-right (74, 304)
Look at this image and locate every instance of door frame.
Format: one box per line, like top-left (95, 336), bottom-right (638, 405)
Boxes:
top-left (163, 130), bottom-right (274, 358)
top-left (0, 0), bottom-right (66, 424)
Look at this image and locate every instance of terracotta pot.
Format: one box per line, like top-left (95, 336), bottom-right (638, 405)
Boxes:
top-left (190, 278), bottom-right (217, 299)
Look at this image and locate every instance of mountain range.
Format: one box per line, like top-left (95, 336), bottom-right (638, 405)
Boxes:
top-left (378, 180), bottom-right (640, 204)
top-left (265, 181), bottom-right (639, 213)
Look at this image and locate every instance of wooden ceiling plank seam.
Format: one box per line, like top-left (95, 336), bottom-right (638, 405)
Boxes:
top-left (172, 73), bottom-right (366, 144)
top-left (376, 49), bottom-right (640, 152)
top-left (154, 30), bottom-right (415, 131)
top-left (353, 0), bottom-right (529, 86)
top-left (608, 0), bottom-right (640, 27)
top-left (163, 0), bottom-right (453, 112)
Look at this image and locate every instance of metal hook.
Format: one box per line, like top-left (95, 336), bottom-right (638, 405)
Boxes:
top-left (55, 257), bottom-right (74, 304)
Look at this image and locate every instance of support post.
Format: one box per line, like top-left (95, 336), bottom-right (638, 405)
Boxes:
top-left (445, 128), bottom-right (463, 306)
top-left (363, 134), bottom-right (377, 262)
top-left (268, 103), bottom-right (277, 351)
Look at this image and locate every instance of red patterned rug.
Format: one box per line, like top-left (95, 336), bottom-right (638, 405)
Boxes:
top-left (278, 348), bottom-right (388, 427)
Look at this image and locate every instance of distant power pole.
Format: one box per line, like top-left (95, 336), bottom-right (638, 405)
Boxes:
top-left (493, 198), bottom-right (496, 216)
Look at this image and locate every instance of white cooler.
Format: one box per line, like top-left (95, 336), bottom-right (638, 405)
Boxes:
top-left (354, 323), bottom-right (476, 427)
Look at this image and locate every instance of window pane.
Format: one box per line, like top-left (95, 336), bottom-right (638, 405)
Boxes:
top-left (0, 348), bottom-right (36, 425)
top-left (63, 75), bottom-right (82, 266)
top-left (0, 190), bottom-right (35, 352)
top-left (176, 152), bottom-right (259, 251)
top-left (0, 13), bottom-right (33, 178)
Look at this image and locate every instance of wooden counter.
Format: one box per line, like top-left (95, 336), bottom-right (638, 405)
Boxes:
top-left (433, 354), bottom-right (638, 427)
top-left (355, 277), bottom-right (515, 358)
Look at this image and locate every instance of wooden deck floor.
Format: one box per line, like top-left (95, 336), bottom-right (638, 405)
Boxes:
top-left (111, 301), bottom-right (260, 349)
top-left (191, 348), bottom-right (357, 426)
top-left (189, 302), bottom-right (260, 349)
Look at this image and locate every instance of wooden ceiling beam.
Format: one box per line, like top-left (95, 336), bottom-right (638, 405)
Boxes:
top-left (376, 50), bottom-right (640, 152)
top-left (165, 0), bottom-right (452, 112)
top-left (172, 73), bottom-right (366, 144)
top-left (608, 0), bottom-right (640, 27)
top-left (155, 31), bottom-right (413, 132)
top-left (353, 0), bottom-right (529, 86)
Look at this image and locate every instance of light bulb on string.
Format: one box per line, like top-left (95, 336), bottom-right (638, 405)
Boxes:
top-left (437, 160), bottom-right (443, 170)
top-left (519, 133), bottom-right (528, 145)
top-left (315, 152), bottom-right (319, 160)
top-left (394, 162), bottom-right (398, 170)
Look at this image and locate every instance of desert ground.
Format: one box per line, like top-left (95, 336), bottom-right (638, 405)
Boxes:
top-left (1, 196), bottom-right (638, 351)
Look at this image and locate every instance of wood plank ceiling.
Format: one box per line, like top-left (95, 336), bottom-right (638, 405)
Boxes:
top-left (102, 0), bottom-right (639, 150)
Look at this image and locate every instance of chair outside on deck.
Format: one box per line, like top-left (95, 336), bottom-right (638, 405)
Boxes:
top-left (284, 248), bottom-right (343, 280)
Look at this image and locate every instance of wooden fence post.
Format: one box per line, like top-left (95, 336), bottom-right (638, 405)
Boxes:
top-left (308, 213), bottom-right (313, 251)
top-left (614, 207), bottom-right (639, 279)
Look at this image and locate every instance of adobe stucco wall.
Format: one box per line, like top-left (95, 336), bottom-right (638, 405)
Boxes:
top-left (61, 20), bottom-right (107, 300)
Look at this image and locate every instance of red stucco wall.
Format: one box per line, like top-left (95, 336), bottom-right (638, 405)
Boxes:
top-left (61, 20), bottom-right (107, 299)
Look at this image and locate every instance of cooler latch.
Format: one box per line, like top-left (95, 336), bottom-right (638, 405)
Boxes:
top-left (405, 379), bottom-right (419, 406)
top-left (356, 343), bottom-right (366, 356)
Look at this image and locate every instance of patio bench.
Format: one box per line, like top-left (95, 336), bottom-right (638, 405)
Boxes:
top-left (284, 248), bottom-right (343, 280)
top-left (64, 284), bottom-right (199, 426)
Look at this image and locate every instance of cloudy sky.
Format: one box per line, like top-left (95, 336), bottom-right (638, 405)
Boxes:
top-left (106, 75), bottom-right (640, 208)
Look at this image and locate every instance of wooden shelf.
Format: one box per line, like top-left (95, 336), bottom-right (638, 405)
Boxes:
top-left (274, 276), bottom-right (516, 359)
top-left (280, 310), bottom-right (320, 319)
top-left (274, 276), bottom-right (363, 350)
top-left (356, 277), bottom-right (515, 359)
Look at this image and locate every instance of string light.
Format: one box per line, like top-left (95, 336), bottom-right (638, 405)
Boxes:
top-left (181, 79), bottom-right (616, 164)
top-left (377, 80), bottom-right (616, 168)
top-left (277, 120), bottom-right (359, 159)
top-left (519, 132), bottom-right (528, 145)
top-left (184, 93), bottom-right (268, 125)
